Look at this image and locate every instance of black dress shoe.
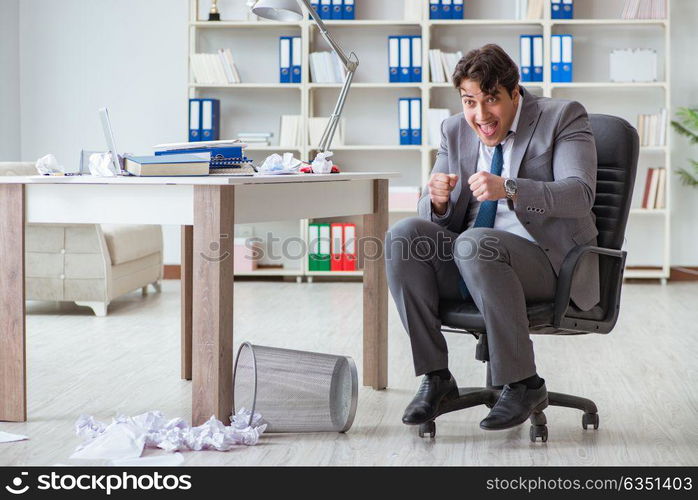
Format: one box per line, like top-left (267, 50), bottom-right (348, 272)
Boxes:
top-left (402, 374), bottom-right (459, 425)
top-left (480, 380), bottom-right (548, 431)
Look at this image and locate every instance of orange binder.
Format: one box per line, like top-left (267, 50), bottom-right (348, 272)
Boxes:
top-left (342, 223), bottom-right (357, 271)
top-left (330, 223), bottom-right (344, 271)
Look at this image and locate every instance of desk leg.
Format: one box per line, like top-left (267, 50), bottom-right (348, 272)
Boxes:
top-left (362, 179), bottom-right (389, 390)
top-left (192, 185), bottom-right (235, 426)
top-left (181, 225), bottom-right (193, 380)
top-left (0, 185), bottom-right (26, 421)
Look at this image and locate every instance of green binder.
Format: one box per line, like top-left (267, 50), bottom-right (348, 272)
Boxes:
top-left (317, 223), bottom-right (331, 271)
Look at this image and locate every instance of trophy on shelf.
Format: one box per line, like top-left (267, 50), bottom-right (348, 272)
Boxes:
top-left (208, 0), bottom-right (221, 21)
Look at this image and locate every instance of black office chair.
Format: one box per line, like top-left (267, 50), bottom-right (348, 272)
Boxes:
top-left (420, 114), bottom-right (639, 442)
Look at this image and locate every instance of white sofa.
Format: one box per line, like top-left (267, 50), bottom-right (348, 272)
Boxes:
top-left (1, 162), bottom-right (163, 316)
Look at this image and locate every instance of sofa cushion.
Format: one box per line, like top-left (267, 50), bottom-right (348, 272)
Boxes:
top-left (100, 224), bottom-right (163, 265)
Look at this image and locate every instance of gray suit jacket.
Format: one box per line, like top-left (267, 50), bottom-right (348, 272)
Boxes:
top-left (418, 87), bottom-right (600, 311)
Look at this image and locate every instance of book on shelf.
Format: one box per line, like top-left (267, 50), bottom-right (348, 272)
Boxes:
top-left (279, 115), bottom-right (303, 147)
top-left (238, 132), bottom-right (273, 146)
top-left (190, 50), bottom-right (241, 84)
top-left (309, 51), bottom-right (346, 83)
top-left (641, 167), bottom-right (666, 209)
top-left (621, 0), bottom-right (667, 19)
top-left (124, 153), bottom-right (210, 177)
top-left (404, 0), bottom-right (422, 21)
top-left (514, 0), bottom-right (544, 20)
top-left (428, 49), bottom-right (463, 83)
top-left (308, 117), bottom-right (345, 147)
top-left (637, 108), bottom-right (667, 147)
top-left (427, 108), bottom-right (450, 147)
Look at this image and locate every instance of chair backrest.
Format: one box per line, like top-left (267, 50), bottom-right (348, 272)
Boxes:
top-left (588, 114), bottom-right (639, 250)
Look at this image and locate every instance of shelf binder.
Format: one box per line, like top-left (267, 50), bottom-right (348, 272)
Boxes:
top-left (442, 0), bottom-right (453, 19)
top-left (291, 36), bottom-right (301, 83)
top-left (188, 98), bottom-right (201, 142)
top-left (519, 35), bottom-right (532, 82)
top-left (319, 0), bottom-right (331, 20)
top-left (279, 36), bottom-right (291, 83)
top-left (562, 0), bottom-right (574, 19)
top-left (388, 36), bottom-right (399, 83)
top-left (317, 223), bottom-right (331, 271)
top-left (551, 0), bottom-right (562, 19)
top-left (331, 0), bottom-right (342, 20)
top-left (561, 34), bottom-right (573, 82)
top-left (310, 1), bottom-right (320, 18)
top-left (453, 0), bottom-right (464, 19)
top-left (410, 98), bottom-right (422, 145)
top-left (551, 34), bottom-right (562, 82)
top-left (200, 98), bottom-right (220, 141)
top-left (343, 0), bottom-right (355, 20)
top-left (308, 223), bottom-right (320, 271)
top-left (399, 98), bottom-right (410, 145)
top-left (532, 35), bottom-right (543, 82)
top-left (399, 36), bottom-right (411, 82)
top-left (330, 223), bottom-right (344, 271)
top-left (430, 0), bottom-right (441, 20)
top-left (410, 36), bottom-right (422, 82)
top-left (342, 223), bottom-right (356, 271)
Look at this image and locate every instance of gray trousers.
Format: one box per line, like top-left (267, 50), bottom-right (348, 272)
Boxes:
top-left (385, 217), bottom-right (557, 387)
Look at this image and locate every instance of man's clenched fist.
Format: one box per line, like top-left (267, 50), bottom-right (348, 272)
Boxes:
top-left (428, 173), bottom-right (458, 216)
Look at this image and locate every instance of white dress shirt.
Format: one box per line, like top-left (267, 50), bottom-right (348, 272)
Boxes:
top-left (464, 94), bottom-right (537, 243)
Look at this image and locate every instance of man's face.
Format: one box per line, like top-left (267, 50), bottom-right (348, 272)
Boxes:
top-left (459, 79), bottom-right (520, 147)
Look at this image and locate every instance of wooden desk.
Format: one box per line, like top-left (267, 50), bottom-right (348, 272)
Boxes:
top-left (0, 172), bottom-right (396, 424)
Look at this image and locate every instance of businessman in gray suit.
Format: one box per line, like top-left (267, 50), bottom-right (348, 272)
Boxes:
top-left (385, 44), bottom-right (599, 430)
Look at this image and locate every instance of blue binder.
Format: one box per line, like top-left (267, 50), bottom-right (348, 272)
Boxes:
top-left (551, 34), bottom-right (563, 82)
top-left (441, 0), bottom-right (453, 19)
top-left (409, 98), bottom-right (422, 145)
top-left (532, 35), bottom-right (544, 82)
top-left (398, 98), bottom-right (410, 145)
top-left (291, 36), bottom-right (301, 83)
top-left (319, 0), bottom-right (331, 19)
top-left (310, 1), bottom-right (319, 18)
top-left (519, 35), bottom-right (532, 82)
top-left (155, 147), bottom-right (248, 167)
top-left (279, 36), bottom-right (291, 83)
top-left (561, 34), bottom-right (573, 82)
top-left (399, 36), bottom-right (411, 83)
top-left (343, 0), bottom-right (355, 19)
top-left (188, 98), bottom-right (202, 142)
top-left (200, 99), bottom-right (220, 141)
top-left (551, 0), bottom-right (563, 19)
top-left (388, 36), bottom-right (399, 83)
top-left (430, 0), bottom-right (441, 20)
top-left (331, 0), bottom-right (342, 20)
top-left (410, 36), bottom-right (422, 82)
top-left (562, 0), bottom-right (574, 19)
top-left (453, 0), bottom-right (464, 19)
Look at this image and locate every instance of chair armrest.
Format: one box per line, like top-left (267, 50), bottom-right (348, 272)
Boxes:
top-left (554, 245), bottom-right (626, 326)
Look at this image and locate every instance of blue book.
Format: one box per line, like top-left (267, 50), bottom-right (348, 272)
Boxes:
top-left (532, 35), bottom-right (544, 82)
top-left (388, 36), bottom-right (399, 83)
top-left (279, 36), bottom-right (291, 83)
top-left (551, 35), bottom-right (562, 82)
top-left (200, 99), bottom-right (220, 141)
top-left (188, 98), bottom-right (202, 142)
top-left (342, 0), bottom-right (355, 20)
top-left (519, 35), bottom-right (532, 82)
top-left (409, 98), bottom-right (422, 145)
top-left (310, 1), bottom-right (320, 18)
top-left (320, 0), bottom-right (331, 19)
top-left (551, 0), bottom-right (563, 19)
top-left (128, 153), bottom-right (210, 164)
top-left (399, 36), bottom-right (411, 83)
top-left (429, 0), bottom-right (441, 20)
top-left (561, 34), bottom-right (573, 82)
top-left (441, 0), bottom-right (453, 19)
top-left (453, 0), bottom-right (464, 19)
top-left (562, 0), bottom-right (574, 19)
top-left (331, 0), bottom-right (342, 19)
top-left (398, 98), bottom-right (410, 145)
top-left (410, 36), bottom-right (422, 83)
top-left (155, 146), bottom-right (245, 163)
top-left (291, 36), bottom-right (301, 83)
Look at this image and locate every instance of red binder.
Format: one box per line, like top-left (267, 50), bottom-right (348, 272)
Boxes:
top-left (342, 223), bottom-right (357, 271)
top-left (330, 223), bottom-right (344, 271)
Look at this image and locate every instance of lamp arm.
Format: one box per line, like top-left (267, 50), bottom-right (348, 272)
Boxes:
top-left (299, 0), bottom-right (357, 72)
top-left (317, 59), bottom-right (356, 152)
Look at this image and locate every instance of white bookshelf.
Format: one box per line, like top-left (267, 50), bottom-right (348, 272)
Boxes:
top-left (189, 0), bottom-right (672, 282)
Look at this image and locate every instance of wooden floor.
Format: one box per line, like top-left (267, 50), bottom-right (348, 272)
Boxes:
top-left (1, 279), bottom-right (697, 466)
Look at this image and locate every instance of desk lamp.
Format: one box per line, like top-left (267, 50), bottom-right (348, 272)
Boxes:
top-left (251, 0), bottom-right (359, 160)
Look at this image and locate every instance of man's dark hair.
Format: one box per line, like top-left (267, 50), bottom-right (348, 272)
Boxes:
top-left (452, 44), bottom-right (520, 97)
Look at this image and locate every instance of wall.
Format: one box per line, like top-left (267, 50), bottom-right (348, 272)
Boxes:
top-left (0, 0), bottom-right (20, 160)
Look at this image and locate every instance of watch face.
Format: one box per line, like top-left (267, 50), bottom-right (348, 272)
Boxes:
top-left (505, 179), bottom-right (516, 192)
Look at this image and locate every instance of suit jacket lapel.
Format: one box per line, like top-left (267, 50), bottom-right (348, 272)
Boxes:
top-left (510, 88), bottom-right (542, 179)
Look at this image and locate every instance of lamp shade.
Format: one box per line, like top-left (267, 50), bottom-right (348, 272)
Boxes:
top-left (252, 0), bottom-right (303, 21)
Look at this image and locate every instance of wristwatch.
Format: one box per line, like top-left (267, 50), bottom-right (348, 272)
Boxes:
top-left (504, 178), bottom-right (518, 200)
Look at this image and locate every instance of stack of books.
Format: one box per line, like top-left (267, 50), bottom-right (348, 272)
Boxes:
top-left (238, 132), bottom-right (273, 146)
top-left (152, 140), bottom-right (255, 176)
top-left (309, 52), bottom-right (346, 83)
top-left (637, 109), bottom-right (668, 147)
top-left (621, 0), bottom-right (667, 19)
top-left (124, 154), bottom-right (210, 177)
top-left (429, 49), bottom-right (463, 83)
top-left (280, 115), bottom-right (303, 147)
top-left (190, 49), bottom-right (241, 84)
top-left (641, 167), bottom-right (667, 209)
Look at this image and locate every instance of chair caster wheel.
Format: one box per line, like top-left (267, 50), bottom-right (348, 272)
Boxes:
top-left (418, 421), bottom-right (436, 438)
top-left (530, 424), bottom-right (548, 443)
top-left (582, 412), bottom-right (599, 430)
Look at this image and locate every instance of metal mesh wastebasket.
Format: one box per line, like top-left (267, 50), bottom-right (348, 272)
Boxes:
top-left (233, 342), bottom-right (358, 433)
